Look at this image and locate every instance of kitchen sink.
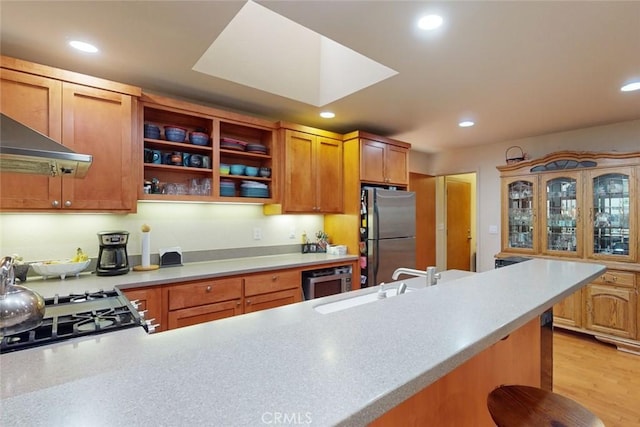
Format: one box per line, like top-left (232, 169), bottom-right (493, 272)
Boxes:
top-left (314, 287), bottom-right (415, 314)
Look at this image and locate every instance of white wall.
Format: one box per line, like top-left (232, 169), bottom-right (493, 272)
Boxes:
top-left (411, 119), bottom-right (640, 272)
top-left (0, 203), bottom-right (323, 262)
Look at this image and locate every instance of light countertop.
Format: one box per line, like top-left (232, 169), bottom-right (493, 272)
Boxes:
top-left (1, 259), bottom-right (605, 426)
top-left (21, 252), bottom-right (358, 298)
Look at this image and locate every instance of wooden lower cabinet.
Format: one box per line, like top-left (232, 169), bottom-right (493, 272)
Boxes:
top-left (553, 290), bottom-right (582, 329)
top-left (244, 288), bottom-right (302, 314)
top-left (584, 284), bottom-right (637, 340)
top-left (244, 269), bottom-right (303, 314)
top-left (166, 277), bottom-right (243, 331)
top-left (122, 286), bottom-right (163, 332)
top-left (371, 317), bottom-right (541, 426)
top-left (168, 300), bottom-right (242, 330)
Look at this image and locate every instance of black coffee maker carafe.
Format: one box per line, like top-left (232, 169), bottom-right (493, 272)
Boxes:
top-left (96, 231), bottom-right (130, 276)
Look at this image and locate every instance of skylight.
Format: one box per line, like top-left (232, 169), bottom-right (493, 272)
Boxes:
top-left (192, 1), bottom-right (398, 107)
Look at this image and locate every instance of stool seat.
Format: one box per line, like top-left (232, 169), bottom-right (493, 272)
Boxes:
top-left (487, 385), bottom-right (604, 427)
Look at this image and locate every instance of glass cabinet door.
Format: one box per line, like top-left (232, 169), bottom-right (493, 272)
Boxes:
top-left (503, 177), bottom-right (538, 253)
top-left (586, 168), bottom-right (636, 261)
top-left (541, 172), bottom-right (582, 257)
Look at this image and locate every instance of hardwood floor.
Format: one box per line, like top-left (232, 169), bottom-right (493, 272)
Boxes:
top-left (553, 329), bottom-right (640, 427)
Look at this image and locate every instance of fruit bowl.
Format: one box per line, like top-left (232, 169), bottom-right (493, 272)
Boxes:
top-left (31, 260), bottom-right (91, 280)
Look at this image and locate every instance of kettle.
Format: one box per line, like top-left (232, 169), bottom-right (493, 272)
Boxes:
top-left (0, 256), bottom-right (45, 337)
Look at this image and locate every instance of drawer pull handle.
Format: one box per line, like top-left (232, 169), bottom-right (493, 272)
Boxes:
top-left (603, 275), bottom-right (617, 283)
top-left (206, 285), bottom-right (212, 292)
top-left (247, 299), bottom-right (251, 304)
top-left (272, 275), bottom-right (278, 281)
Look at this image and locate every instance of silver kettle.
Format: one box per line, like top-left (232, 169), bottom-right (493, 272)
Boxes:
top-left (0, 256), bottom-right (45, 337)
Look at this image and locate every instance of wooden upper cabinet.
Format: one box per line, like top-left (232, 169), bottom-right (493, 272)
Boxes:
top-left (60, 83), bottom-right (135, 211)
top-left (0, 56), bottom-right (140, 212)
top-left (345, 131), bottom-right (410, 187)
top-left (0, 69), bottom-right (62, 209)
top-left (281, 124), bottom-right (343, 213)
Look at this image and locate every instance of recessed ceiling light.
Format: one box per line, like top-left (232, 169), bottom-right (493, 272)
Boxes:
top-left (320, 111), bottom-right (335, 119)
top-left (69, 40), bottom-right (99, 53)
top-left (418, 15), bottom-right (443, 31)
top-left (459, 120), bottom-right (475, 128)
top-left (620, 81), bottom-right (640, 92)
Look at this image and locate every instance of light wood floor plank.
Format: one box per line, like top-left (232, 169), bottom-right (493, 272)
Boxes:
top-left (553, 329), bottom-right (640, 427)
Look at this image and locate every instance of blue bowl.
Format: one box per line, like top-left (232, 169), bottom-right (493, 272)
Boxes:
top-left (189, 132), bottom-right (209, 146)
top-left (164, 126), bottom-right (186, 142)
top-left (245, 166), bottom-right (259, 176)
top-left (230, 164), bottom-right (246, 175)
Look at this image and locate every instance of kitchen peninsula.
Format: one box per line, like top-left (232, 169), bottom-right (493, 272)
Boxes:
top-left (1, 259), bottom-right (604, 426)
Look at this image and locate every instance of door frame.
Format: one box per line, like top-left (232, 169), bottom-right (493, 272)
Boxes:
top-left (436, 172), bottom-right (478, 272)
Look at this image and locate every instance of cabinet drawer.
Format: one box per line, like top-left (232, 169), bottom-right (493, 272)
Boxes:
top-left (592, 270), bottom-right (636, 288)
top-left (168, 300), bottom-right (242, 330)
top-left (168, 277), bottom-right (242, 310)
top-left (244, 270), bottom-right (300, 296)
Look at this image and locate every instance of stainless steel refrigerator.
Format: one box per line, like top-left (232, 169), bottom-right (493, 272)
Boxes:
top-left (361, 187), bottom-right (416, 287)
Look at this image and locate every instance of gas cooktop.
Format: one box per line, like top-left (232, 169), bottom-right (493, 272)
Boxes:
top-left (0, 289), bottom-right (145, 354)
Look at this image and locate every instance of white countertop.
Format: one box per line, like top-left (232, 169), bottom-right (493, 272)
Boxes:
top-left (1, 259), bottom-right (605, 426)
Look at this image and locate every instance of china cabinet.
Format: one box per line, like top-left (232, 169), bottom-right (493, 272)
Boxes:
top-left (139, 93), bottom-right (277, 203)
top-left (497, 151), bottom-right (640, 354)
top-left (1, 56), bottom-right (140, 212)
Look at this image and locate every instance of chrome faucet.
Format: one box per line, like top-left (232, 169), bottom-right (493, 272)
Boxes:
top-left (426, 266), bottom-right (441, 286)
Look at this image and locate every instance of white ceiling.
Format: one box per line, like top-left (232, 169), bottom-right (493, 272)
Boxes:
top-left (1, 1), bottom-right (639, 153)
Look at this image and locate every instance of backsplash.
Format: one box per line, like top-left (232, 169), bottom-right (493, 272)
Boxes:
top-left (0, 202), bottom-right (323, 262)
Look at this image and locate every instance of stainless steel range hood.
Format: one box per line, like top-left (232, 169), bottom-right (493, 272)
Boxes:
top-left (0, 113), bottom-right (92, 178)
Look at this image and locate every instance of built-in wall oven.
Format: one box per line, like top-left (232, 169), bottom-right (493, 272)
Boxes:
top-left (302, 265), bottom-right (352, 300)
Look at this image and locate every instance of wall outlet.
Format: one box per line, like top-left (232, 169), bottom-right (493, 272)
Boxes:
top-left (253, 227), bottom-right (262, 240)
top-left (289, 228), bottom-right (296, 239)
top-left (489, 225), bottom-right (499, 235)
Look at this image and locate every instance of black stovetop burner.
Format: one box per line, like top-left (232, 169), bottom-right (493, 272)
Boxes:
top-left (0, 289), bottom-right (144, 354)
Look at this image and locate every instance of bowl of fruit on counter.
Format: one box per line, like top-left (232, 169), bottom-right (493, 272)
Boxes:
top-left (31, 248), bottom-right (91, 280)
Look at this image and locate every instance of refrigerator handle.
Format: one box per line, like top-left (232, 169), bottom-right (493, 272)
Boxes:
top-left (373, 239), bottom-right (379, 285)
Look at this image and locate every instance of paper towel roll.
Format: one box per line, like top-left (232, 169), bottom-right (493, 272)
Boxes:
top-left (141, 232), bottom-right (151, 268)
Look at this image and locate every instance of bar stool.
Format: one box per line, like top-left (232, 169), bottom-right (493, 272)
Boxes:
top-left (487, 385), bottom-right (605, 427)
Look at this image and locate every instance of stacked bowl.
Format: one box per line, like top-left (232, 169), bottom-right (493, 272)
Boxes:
top-left (144, 123), bottom-right (161, 139)
top-left (164, 126), bottom-right (187, 142)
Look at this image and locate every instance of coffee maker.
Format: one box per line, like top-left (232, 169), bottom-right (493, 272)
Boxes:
top-left (96, 231), bottom-right (130, 276)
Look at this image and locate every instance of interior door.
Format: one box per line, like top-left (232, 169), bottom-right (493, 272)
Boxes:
top-left (446, 179), bottom-right (471, 270)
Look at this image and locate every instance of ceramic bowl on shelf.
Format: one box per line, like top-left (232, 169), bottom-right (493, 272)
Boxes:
top-left (230, 164), bottom-right (246, 175)
top-left (259, 167), bottom-right (271, 178)
top-left (219, 163), bottom-right (230, 175)
top-left (189, 131), bottom-right (209, 146)
top-left (164, 126), bottom-right (187, 142)
top-left (144, 123), bottom-right (161, 139)
top-left (245, 166), bottom-right (258, 176)
top-left (31, 260), bottom-right (91, 280)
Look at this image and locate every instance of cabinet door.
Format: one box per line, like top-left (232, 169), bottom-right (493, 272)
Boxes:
top-left (244, 288), bottom-right (302, 314)
top-left (168, 299), bottom-right (242, 330)
top-left (385, 144), bottom-right (409, 185)
top-left (360, 139), bottom-right (386, 183)
top-left (585, 167), bottom-right (637, 262)
top-left (0, 69), bottom-right (62, 209)
top-left (584, 283), bottom-right (637, 339)
top-left (61, 83), bottom-right (135, 211)
top-left (501, 176), bottom-right (539, 253)
top-left (316, 136), bottom-right (343, 213)
top-left (123, 287), bottom-right (164, 332)
top-left (552, 290), bottom-right (582, 329)
top-left (284, 130), bottom-right (315, 212)
top-left (540, 171), bottom-right (582, 257)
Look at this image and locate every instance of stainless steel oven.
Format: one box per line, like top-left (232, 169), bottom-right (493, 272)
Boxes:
top-left (302, 266), bottom-right (352, 300)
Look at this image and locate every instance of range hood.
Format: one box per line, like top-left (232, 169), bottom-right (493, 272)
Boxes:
top-left (0, 113), bottom-right (92, 178)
